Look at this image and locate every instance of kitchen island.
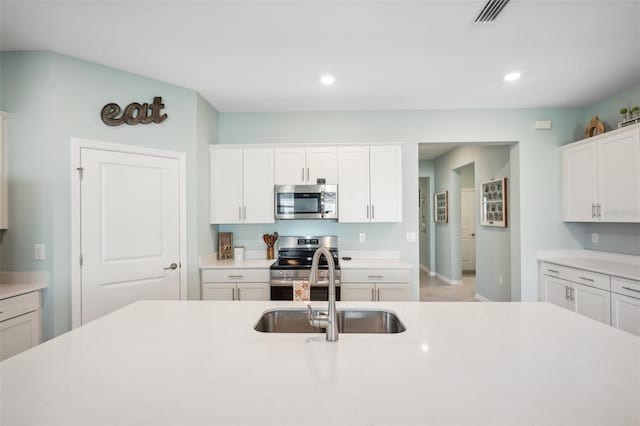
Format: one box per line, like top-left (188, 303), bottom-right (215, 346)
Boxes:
top-left (1, 300), bottom-right (639, 425)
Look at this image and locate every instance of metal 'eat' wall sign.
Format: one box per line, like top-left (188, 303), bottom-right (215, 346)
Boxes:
top-left (101, 96), bottom-right (168, 126)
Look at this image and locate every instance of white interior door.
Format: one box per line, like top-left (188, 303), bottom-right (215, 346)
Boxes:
top-left (80, 148), bottom-right (181, 324)
top-left (461, 188), bottom-right (476, 271)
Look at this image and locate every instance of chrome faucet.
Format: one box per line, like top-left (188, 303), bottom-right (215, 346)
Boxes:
top-left (306, 247), bottom-right (338, 341)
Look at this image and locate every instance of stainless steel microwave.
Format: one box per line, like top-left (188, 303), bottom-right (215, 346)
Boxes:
top-left (274, 184), bottom-right (338, 220)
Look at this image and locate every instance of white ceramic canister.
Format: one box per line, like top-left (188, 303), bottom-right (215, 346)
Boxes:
top-left (234, 246), bottom-right (245, 260)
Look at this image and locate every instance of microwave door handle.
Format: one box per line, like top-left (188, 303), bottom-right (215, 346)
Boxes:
top-left (320, 192), bottom-right (325, 218)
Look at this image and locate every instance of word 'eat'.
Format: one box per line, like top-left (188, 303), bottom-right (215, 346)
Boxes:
top-left (101, 97), bottom-right (168, 126)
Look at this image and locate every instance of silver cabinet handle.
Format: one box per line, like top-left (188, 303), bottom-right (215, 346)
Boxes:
top-left (164, 263), bottom-right (178, 270)
top-left (570, 287), bottom-right (575, 300)
top-left (306, 167), bottom-right (309, 182)
top-left (302, 168), bottom-right (305, 182)
top-left (565, 285), bottom-right (570, 300)
top-left (371, 205), bottom-right (375, 219)
top-left (228, 275), bottom-right (244, 279)
top-left (622, 286), bottom-right (640, 294)
top-left (597, 204), bottom-right (602, 218)
top-left (237, 288), bottom-right (241, 300)
top-left (547, 269), bottom-right (559, 274)
top-left (368, 275), bottom-right (383, 279)
top-left (238, 206), bottom-right (242, 220)
top-left (371, 288), bottom-right (375, 301)
top-left (231, 288), bottom-right (236, 301)
top-left (243, 206), bottom-right (246, 220)
top-left (377, 288), bottom-right (380, 301)
top-left (579, 276), bottom-right (594, 282)
top-left (591, 204), bottom-right (595, 218)
top-left (366, 205), bottom-right (370, 219)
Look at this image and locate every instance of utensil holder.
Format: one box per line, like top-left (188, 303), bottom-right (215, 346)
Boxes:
top-left (267, 246), bottom-right (275, 260)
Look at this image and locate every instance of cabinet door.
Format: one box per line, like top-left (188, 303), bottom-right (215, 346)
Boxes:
top-left (237, 282), bottom-right (270, 301)
top-left (370, 145), bottom-right (402, 222)
top-left (340, 283), bottom-right (375, 301)
top-left (338, 146), bottom-right (370, 222)
top-left (306, 146), bottom-right (338, 184)
top-left (561, 141), bottom-right (598, 221)
top-left (611, 293), bottom-right (640, 336)
top-left (243, 148), bottom-right (275, 223)
top-left (202, 283), bottom-right (236, 301)
top-left (572, 282), bottom-right (611, 325)
top-left (597, 128), bottom-right (640, 222)
top-left (0, 311), bottom-right (40, 361)
top-left (210, 148), bottom-right (243, 224)
top-left (376, 283), bottom-right (409, 301)
top-left (540, 275), bottom-right (571, 310)
top-left (274, 147), bottom-right (306, 185)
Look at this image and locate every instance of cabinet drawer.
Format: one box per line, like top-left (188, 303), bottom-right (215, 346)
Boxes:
top-left (540, 262), bottom-right (609, 291)
top-left (201, 269), bottom-right (269, 283)
top-left (341, 269), bottom-right (410, 283)
top-left (611, 276), bottom-right (640, 299)
top-left (0, 292), bottom-right (39, 322)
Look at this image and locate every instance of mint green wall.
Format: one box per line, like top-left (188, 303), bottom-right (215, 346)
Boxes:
top-left (0, 51), bottom-right (217, 339)
top-left (219, 108), bottom-right (586, 302)
top-left (418, 160), bottom-right (435, 272)
top-left (577, 83), bottom-right (640, 255)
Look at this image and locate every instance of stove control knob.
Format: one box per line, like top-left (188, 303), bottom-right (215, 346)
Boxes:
top-left (287, 271), bottom-right (293, 278)
top-left (279, 270), bottom-right (284, 277)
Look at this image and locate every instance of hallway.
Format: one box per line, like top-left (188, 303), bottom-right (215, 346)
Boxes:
top-left (420, 270), bottom-right (477, 301)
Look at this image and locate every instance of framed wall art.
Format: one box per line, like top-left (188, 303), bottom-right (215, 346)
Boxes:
top-left (480, 177), bottom-right (507, 227)
top-left (434, 191), bottom-right (448, 223)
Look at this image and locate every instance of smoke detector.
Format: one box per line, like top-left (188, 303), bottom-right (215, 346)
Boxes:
top-left (475, 0), bottom-right (511, 23)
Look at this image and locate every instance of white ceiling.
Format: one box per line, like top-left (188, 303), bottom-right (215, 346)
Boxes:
top-left (1, 1), bottom-right (639, 112)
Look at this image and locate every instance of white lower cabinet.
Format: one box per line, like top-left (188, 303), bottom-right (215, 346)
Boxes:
top-left (341, 269), bottom-right (410, 301)
top-left (572, 282), bottom-right (611, 325)
top-left (611, 276), bottom-right (640, 336)
top-left (0, 291), bottom-right (42, 361)
top-left (201, 269), bottom-right (270, 301)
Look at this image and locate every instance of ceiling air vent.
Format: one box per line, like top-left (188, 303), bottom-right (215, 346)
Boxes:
top-left (475, 0), bottom-right (510, 23)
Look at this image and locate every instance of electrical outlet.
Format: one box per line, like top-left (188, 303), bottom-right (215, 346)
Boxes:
top-left (406, 232), bottom-right (417, 243)
top-left (591, 233), bottom-right (599, 244)
top-left (34, 244), bottom-right (45, 260)
top-left (498, 275), bottom-right (504, 286)
top-left (359, 233), bottom-right (366, 243)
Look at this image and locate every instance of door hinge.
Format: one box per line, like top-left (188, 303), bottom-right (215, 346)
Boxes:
top-left (79, 254), bottom-right (83, 266)
top-left (76, 167), bottom-right (84, 180)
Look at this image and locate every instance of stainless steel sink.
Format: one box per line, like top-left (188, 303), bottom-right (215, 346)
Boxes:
top-left (254, 308), bottom-right (406, 334)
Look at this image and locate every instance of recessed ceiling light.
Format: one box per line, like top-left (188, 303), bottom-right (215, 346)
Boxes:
top-left (504, 71), bottom-right (522, 82)
top-left (320, 74), bottom-right (335, 86)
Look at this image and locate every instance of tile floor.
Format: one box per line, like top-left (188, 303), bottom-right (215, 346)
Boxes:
top-left (420, 269), bottom-right (477, 301)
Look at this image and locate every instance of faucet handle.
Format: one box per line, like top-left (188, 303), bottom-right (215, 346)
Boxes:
top-left (307, 304), bottom-right (328, 328)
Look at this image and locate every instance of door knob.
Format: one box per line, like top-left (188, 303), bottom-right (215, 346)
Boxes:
top-left (164, 263), bottom-right (178, 270)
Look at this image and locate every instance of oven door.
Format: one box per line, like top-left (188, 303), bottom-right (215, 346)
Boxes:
top-left (270, 286), bottom-right (341, 301)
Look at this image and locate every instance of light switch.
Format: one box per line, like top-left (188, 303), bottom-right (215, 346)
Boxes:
top-left (359, 233), bottom-right (366, 243)
top-left (34, 244), bottom-right (45, 260)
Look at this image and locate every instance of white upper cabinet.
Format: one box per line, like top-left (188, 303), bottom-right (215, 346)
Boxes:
top-left (338, 145), bottom-right (402, 223)
top-left (0, 112), bottom-right (8, 230)
top-left (210, 147), bottom-right (275, 224)
top-left (337, 146), bottom-right (370, 222)
top-left (274, 146), bottom-right (337, 185)
top-left (370, 145), bottom-right (403, 222)
top-left (562, 125), bottom-right (640, 222)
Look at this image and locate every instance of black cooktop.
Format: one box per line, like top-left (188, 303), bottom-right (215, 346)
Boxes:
top-left (271, 248), bottom-right (340, 270)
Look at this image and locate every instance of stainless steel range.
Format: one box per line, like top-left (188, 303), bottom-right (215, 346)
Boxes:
top-left (270, 236), bottom-right (341, 301)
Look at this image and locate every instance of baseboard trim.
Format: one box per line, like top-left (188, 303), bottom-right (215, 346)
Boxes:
top-left (436, 273), bottom-right (463, 286)
top-left (475, 293), bottom-right (491, 302)
top-left (419, 265), bottom-right (436, 276)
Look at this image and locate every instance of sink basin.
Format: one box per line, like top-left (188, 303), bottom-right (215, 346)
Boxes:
top-left (254, 308), bottom-right (406, 334)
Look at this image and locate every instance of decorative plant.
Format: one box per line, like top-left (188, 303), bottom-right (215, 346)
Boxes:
top-left (631, 106), bottom-right (640, 118)
top-left (619, 107), bottom-right (628, 115)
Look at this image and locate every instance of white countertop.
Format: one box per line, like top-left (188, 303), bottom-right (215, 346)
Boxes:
top-left (199, 253), bottom-right (276, 269)
top-left (339, 258), bottom-right (413, 269)
top-left (0, 271), bottom-right (49, 299)
top-left (2, 300), bottom-right (638, 425)
top-left (538, 250), bottom-right (640, 281)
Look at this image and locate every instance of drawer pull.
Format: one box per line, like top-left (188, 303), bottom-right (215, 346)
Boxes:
top-left (368, 275), bottom-right (383, 279)
top-left (622, 286), bottom-right (640, 294)
top-left (228, 275), bottom-right (244, 279)
top-left (371, 288), bottom-right (375, 301)
top-left (579, 277), bottom-right (594, 282)
top-left (621, 293), bottom-right (640, 301)
top-left (565, 286), bottom-right (570, 300)
top-left (547, 269), bottom-right (559, 274)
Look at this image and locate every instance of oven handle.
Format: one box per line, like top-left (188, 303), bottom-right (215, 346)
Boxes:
top-left (270, 279), bottom-right (341, 287)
